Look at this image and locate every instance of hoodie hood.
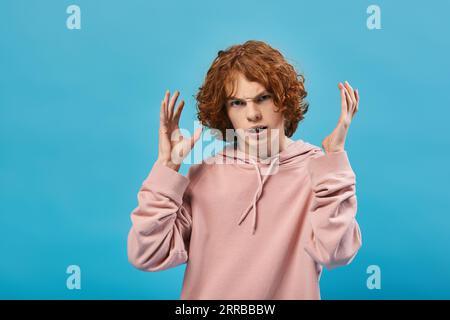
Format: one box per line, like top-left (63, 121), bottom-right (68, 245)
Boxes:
top-left (216, 138), bottom-right (323, 235)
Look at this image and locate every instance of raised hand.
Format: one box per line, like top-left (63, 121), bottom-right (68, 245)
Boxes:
top-left (321, 81), bottom-right (359, 154)
top-left (156, 90), bottom-right (203, 171)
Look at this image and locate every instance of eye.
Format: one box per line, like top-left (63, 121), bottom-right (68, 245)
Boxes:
top-left (256, 94), bottom-right (272, 103)
top-left (229, 100), bottom-right (244, 107)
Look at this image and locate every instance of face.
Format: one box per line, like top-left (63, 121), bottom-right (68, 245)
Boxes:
top-left (225, 72), bottom-right (288, 158)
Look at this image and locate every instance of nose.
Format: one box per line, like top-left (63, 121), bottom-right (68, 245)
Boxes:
top-left (245, 101), bottom-right (262, 122)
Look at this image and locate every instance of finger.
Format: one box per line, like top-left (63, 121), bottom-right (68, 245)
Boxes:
top-left (159, 100), bottom-right (171, 142)
top-left (173, 99), bottom-right (185, 124)
top-left (354, 89), bottom-right (359, 113)
top-left (159, 99), bottom-right (167, 127)
top-left (190, 126), bottom-right (203, 149)
top-left (342, 85), bottom-right (353, 111)
top-left (344, 81), bottom-right (357, 108)
top-left (159, 99), bottom-right (172, 153)
top-left (344, 81), bottom-right (356, 100)
top-left (163, 90), bottom-right (170, 118)
top-left (339, 83), bottom-right (348, 115)
top-left (343, 88), bottom-right (357, 120)
top-left (168, 90), bottom-right (180, 120)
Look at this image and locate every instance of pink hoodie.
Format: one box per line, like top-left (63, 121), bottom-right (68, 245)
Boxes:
top-left (127, 138), bottom-right (362, 299)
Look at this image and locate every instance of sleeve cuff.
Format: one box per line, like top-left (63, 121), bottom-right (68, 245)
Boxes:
top-left (143, 161), bottom-right (190, 202)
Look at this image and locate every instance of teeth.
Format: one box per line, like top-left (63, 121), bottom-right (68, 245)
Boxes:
top-left (248, 126), bottom-right (266, 133)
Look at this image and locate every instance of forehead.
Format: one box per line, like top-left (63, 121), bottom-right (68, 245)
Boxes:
top-left (225, 72), bottom-right (267, 99)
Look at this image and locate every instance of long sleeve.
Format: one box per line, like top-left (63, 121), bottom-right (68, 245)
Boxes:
top-left (304, 150), bottom-right (362, 270)
top-left (127, 161), bottom-right (194, 272)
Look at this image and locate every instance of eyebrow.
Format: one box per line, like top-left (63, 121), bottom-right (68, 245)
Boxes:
top-left (227, 90), bottom-right (270, 100)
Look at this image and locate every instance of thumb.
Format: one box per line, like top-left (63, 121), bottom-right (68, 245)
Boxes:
top-left (190, 126), bottom-right (203, 149)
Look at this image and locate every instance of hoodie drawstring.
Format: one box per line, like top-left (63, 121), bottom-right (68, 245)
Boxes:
top-left (237, 156), bottom-right (280, 235)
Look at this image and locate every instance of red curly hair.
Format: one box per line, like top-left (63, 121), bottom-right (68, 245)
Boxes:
top-left (196, 40), bottom-right (309, 142)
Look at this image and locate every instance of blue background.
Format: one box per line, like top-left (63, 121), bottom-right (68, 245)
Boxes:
top-left (1, 0), bottom-right (449, 299)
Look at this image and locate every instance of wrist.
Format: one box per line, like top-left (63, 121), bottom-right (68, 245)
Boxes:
top-left (156, 158), bottom-right (180, 172)
top-left (324, 147), bottom-right (345, 154)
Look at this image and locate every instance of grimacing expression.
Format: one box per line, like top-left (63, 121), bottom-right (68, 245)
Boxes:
top-left (225, 72), bottom-right (286, 155)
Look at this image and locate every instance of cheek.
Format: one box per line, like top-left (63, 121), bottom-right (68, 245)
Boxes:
top-left (226, 109), bottom-right (240, 127)
top-left (266, 107), bottom-right (284, 125)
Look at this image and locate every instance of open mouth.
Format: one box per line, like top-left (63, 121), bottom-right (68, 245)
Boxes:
top-left (247, 125), bottom-right (268, 134)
